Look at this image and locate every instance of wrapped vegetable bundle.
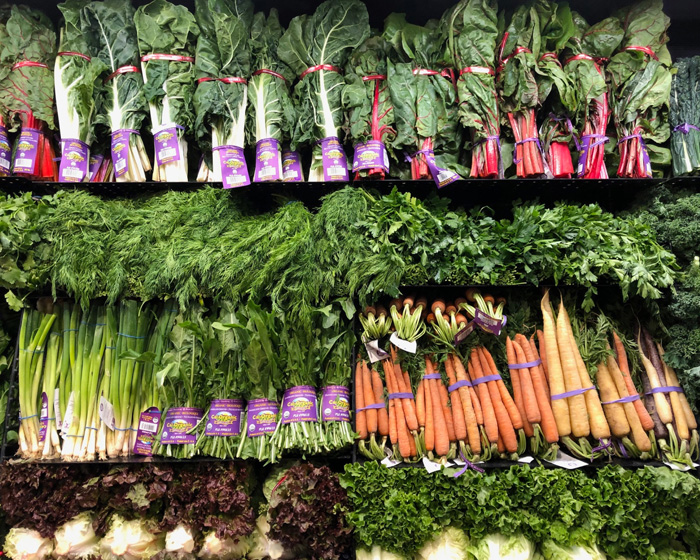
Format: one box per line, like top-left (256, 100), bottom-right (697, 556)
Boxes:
top-left (84, 0), bottom-right (152, 182)
top-left (441, 0), bottom-right (502, 179)
top-left (194, 0), bottom-right (253, 187)
top-left (384, 14), bottom-right (466, 185)
top-left (0, 7), bottom-right (10, 178)
top-left (135, 0), bottom-right (199, 182)
top-left (279, 0), bottom-right (369, 182)
top-left (246, 9), bottom-right (296, 183)
top-left (343, 35), bottom-right (396, 180)
top-left (497, 5), bottom-right (549, 178)
top-left (562, 13), bottom-right (623, 179)
top-left (0, 5), bottom-right (57, 180)
top-left (607, 0), bottom-right (672, 178)
top-left (669, 57), bottom-right (700, 176)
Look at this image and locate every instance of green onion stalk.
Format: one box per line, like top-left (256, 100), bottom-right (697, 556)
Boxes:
top-left (61, 306), bottom-right (106, 460)
top-left (236, 303), bottom-right (283, 463)
top-left (40, 311), bottom-right (63, 459)
top-left (18, 304), bottom-right (56, 459)
top-left (152, 304), bottom-right (207, 459)
top-left (194, 302), bottom-right (246, 459)
top-left (96, 306), bottom-right (117, 460)
top-left (57, 303), bottom-right (79, 447)
top-left (318, 323), bottom-right (356, 453)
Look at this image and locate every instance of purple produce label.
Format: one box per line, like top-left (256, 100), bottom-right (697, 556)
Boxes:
top-left (217, 145), bottom-right (251, 188)
top-left (161, 407), bottom-right (202, 445)
top-left (13, 128), bottom-right (41, 174)
top-left (474, 308), bottom-right (507, 336)
top-left (39, 392), bottom-right (48, 444)
top-left (454, 321), bottom-right (476, 346)
top-left (424, 149), bottom-right (460, 188)
top-left (321, 137), bottom-right (349, 181)
top-left (352, 140), bottom-right (389, 173)
top-left (154, 126), bottom-right (181, 166)
top-left (88, 154), bottom-right (104, 181)
top-left (247, 398), bottom-right (279, 437)
top-left (0, 126), bottom-right (11, 175)
top-left (59, 138), bottom-right (89, 182)
top-left (321, 386), bottom-right (350, 422)
top-left (282, 149), bottom-right (303, 181)
top-left (205, 399), bottom-right (244, 436)
top-left (254, 138), bottom-right (282, 182)
top-left (111, 130), bottom-right (131, 178)
top-left (133, 407), bottom-right (161, 456)
top-left (281, 385), bottom-right (318, 424)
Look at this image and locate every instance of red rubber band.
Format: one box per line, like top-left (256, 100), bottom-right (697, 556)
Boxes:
top-left (362, 74), bottom-right (387, 81)
top-left (103, 65), bottom-right (141, 83)
top-left (252, 68), bottom-right (286, 81)
top-left (459, 66), bottom-right (494, 76)
top-left (11, 60), bottom-right (49, 71)
top-left (141, 53), bottom-right (194, 63)
top-left (624, 45), bottom-right (659, 61)
top-left (300, 64), bottom-right (341, 79)
top-left (57, 51), bottom-right (91, 62)
top-left (197, 76), bottom-right (247, 85)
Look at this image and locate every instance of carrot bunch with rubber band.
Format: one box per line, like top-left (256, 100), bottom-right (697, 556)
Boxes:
top-left (354, 357), bottom-right (389, 460)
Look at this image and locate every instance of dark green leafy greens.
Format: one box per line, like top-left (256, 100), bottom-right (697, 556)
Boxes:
top-left (669, 57), bottom-right (700, 177)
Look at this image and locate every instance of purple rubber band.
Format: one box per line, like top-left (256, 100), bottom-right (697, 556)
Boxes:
top-left (472, 374), bottom-right (502, 386)
top-left (674, 123), bottom-right (700, 134)
top-left (601, 394), bottom-right (641, 405)
top-left (422, 374), bottom-right (442, 380)
top-left (513, 137), bottom-right (543, 165)
top-left (590, 438), bottom-right (613, 461)
top-left (617, 440), bottom-right (629, 459)
top-left (646, 386), bottom-right (683, 395)
top-left (548, 114), bottom-right (581, 150)
top-left (551, 386), bottom-right (594, 401)
top-left (111, 128), bottom-right (140, 136)
top-left (388, 392), bottom-right (414, 400)
top-left (452, 451), bottom-right (485, 477)
top-left (508, 359), bottom-right (542, 370)
top-left (617, 133), bottom-right (651, 178)
top-left (357, 403), bottom-right (385, 412)
top-left (448, 379), bottom-right (472, 393)
top-left (577, 134), bottom-right (609, 178)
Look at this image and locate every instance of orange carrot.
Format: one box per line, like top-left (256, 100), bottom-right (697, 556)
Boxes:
top-left (394, 364), bottom-right (419, 432)
top-left (512, 340), bottom-right (542, 425)
top-left (482, 346), bottom-right (523, 429)
top-left (527, 335), bottom-right (550, 400)
top-left (372, 369), bottom-right (389, 437)
top-left (444, 356), bottom-right (468, 442)
top-left (416, 379), bottom-right (426, 428)
top-left (613, 332), bottom-right (654, 432)
top-left (476, 347), bottom-right (518, 453)
top-left (449, 355), bottom-right (481, 454)
top-left (439, 381), bottom-right (456, 442)
top-left (497, 433), bottom-right (505, 454)
top-left (423, 364), bottom-right (435, 453)
top-left (536, 329), bottom-right (549, 383)
top-left (386, 362), bottom-right (411, 458)
top-left (355, 359), bottom-right (367, 440)
top-left (389, 398), bottom-right (397, 445)
top-left (507, 338), bottom-right (533, 438)
top-left (607, 354), bottom-right (652, 452)
top-left (468, 357), bottom-right (498, 444)
top-left (426, 358), bottom-right (449, 457)
top-left (520, 335), bottom-right (559, 444)
top-left (363, 362), bottom-right (377, 435)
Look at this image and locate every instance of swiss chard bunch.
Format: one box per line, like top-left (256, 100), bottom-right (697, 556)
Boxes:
top-left (562, 13), bottom-right (623, 179)
top-left (384, 13), bottom-right (467, 184)
top-left (135, 0), bottom-right (200, 182)
top-left (342, 35), bottom-right (396, 180)
top-left (278, 0), bottom-right (370, 182)
top-left (440, 0), bottom-right (502, 178)
top-left (607, 0), bottom-right (672, 178)
top-left (193, 0), bottom-right (253, 186)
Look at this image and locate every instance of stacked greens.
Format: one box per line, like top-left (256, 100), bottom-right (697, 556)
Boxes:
top-left (384, 14), bottom-right (466, 184)
top-left (84, 0), bottom-right (152, 182)
top-left (607, 0), bottom-right (672, 178)
top-left (193, 0), bottom-right (253, 186)
top-left (670, 57), bottom-right (700, 176)
top-left (135, 0), bottom-right (200, 182)
top-left (246, 9), bottom-right (295, 182)
top-left (279, 0), bottom-right (370, 182)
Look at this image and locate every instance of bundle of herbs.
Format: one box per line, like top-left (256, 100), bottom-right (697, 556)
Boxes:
top-left (440, 0), bottom-right (502, 178)
top-left (384, 14), bottom-right (466, 185)
top-left (193, 0), bottom-right (253, 187)
top-left (278, 0), bottom-right (370, 182)
top-left (669, 57), bottom-right (700, 177)
top-left (607, 0), bottom-right (672, 178)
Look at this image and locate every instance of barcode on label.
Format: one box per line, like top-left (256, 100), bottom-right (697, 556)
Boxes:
top-left (437, 171), bottom-right (453, 182)
top-left (159, 148), bottom-right (176, 160)
top-left (226, 174), bottom-right (247, 186)
top-left (328, 166), bottom-right (346, 177)
top-left (284, 171), bottom-right (298, 180)
top-left (15, 158), bottom-right (32, 170)
top-left (115, 159), bottom-right (126, 173)
top-left (0, 158), bottom-right (10, 169)
top-left (62, 167), bottom-right (84, 179)
top-left (139, 420), bottom-right (158, 432)
top-left (258, 166), bottom-right (277, 178)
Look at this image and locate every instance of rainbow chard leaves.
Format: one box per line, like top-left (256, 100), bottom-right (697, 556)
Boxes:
top-left (135, 0), bottom-right (200, 182)
top-left (193, 0), bottom-right (253, 185)
top-left (278, 0), bottom-right (370, 182)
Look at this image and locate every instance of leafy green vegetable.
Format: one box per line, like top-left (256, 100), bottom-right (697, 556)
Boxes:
top-left (669, 57), bottom-right (700, 177)
top-left (278, 0), bottom-right (370, 181)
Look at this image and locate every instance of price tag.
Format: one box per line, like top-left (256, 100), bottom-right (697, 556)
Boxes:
top-left (365, 340), bottom-right (389, 363)
top-left (54, 388), bottom-right (62, 428)
top-left (454, 321), bottom-right (475, 346)
top-left (663, 462), bottom-right (695, 472)
top-left (61, 392), bottom-right (75, 434)
top-left (549, 451), bottom-right (587, 470)
top-left (518, 456), bottom-right (535, 464)
top-left (390, 332), bottom-right (417, 354)
top-left (99, 396), bottom-right (116, 430)
top-left (422, 456), bottom-right (443, 473)
top-left (381, 454), bottom-right (401, 468)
